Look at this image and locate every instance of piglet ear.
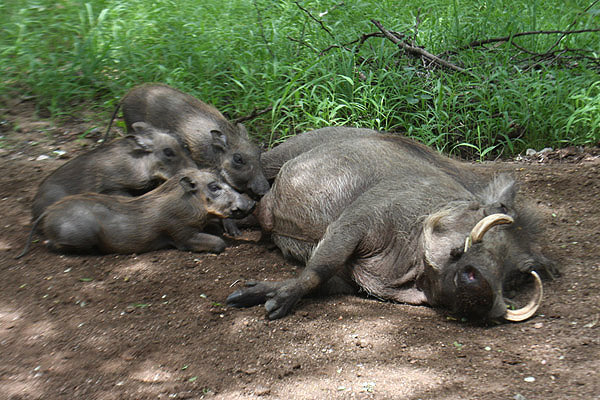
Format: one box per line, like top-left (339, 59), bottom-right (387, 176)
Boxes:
top-left (179, 176), bottom-right (197, 193)
top-left (126, 133), bottom-right (154, 154)
top-left (131, 121), bottom-right (151, 133)
top-left (126, 122), bottom-right (157, 153)
top-left (236, 123), bottom-right (249, 139)
top-left (211, 130), bottom-right (228, 152)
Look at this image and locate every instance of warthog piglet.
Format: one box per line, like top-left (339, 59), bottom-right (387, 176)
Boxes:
top-left (18, 168), bottom-right (255, 257)
top-left (32, 121), bottom-right (196, 220)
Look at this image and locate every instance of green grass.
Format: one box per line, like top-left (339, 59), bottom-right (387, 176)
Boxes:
top-left (0, 0), bottom-right (598, 158)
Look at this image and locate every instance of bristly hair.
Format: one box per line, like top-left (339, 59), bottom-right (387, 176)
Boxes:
top-left (479, 173), bottom-right (546, 242)
top-left (479, 173), bottom-right (517, 207)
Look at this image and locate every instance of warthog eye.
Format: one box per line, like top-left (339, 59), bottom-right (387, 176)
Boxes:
top-left (163, 148), bottom-right (176, 158)
top-left (208, 182), bottom-right (221, 193)
top-left (232, 153), bottom-right (245, 166)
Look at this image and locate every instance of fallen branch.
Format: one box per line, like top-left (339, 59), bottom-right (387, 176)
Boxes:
top-left (311, 17), bottom-right (598, 73)
top-left (233, 106), bottom-right (273, 125)
top-left (319, 32), bottom-right (383, 55)
top-left (294, 1), bottom-right (335, 39)
top-left (460, 28), bottom-right (600, 50)
top-left (545, 0), bottom-right (600, 53)
top-left (371, 19), bottom-right (477, 77)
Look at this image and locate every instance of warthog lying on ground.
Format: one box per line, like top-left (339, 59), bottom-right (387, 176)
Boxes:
top-left (228, 127), bottom-right (558, 322)
top-left (18, 169), bottom-right (255, 257)
top-left (32, 121), bottom-right (196, 220)
top-left (106, 83), bottom-right (269, 200)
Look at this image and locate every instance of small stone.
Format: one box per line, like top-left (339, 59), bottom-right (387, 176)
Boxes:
top-left (0, 240), bottom-right (12, 251)
top-left (121, 350), bottom-right (135, 361)
top-left (524, 376), bottom-right (536, 382)
top-left (254, 386), bottom-right (271, 396)
top-left (243, 367), bottom-right (258, 375)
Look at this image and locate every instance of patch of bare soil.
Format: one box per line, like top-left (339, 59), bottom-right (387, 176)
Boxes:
top-left (0, 101), bottom-right (598, 400)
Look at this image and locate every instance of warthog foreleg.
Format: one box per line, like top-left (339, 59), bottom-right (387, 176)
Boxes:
top-left (175, 232), bottom-right (226, 253)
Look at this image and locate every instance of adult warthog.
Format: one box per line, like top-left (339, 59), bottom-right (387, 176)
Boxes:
top-left (228, 128), bottom-right (558, 322)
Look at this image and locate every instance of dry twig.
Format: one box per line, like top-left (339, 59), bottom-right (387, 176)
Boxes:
top-left (233, 106), bottom-right (273, 125)
top-left (294, 1), bottom-right (335, 39)
top-left (460, 28), bottom-right (600, 51)
top-left (545, 0), bottom-right (600, 53)
top-left (319, 32), bottom-right (384, 55)
top-left (371, 19), bottom-right (478, 77)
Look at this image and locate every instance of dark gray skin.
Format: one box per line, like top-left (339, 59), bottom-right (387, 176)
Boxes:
top-left (227, 130), bottom-right (558, 321)
top-left (18, 169), bottom-right (255, 257)
top-left (32, 121), bottom-right (196, 220)
top-left (110, 83), bottom-right (269, 200)
top-left (261, 127), bottom-right (379, 181)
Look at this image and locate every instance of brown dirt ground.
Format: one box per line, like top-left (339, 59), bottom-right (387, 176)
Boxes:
top-left (0, 100), bottom-right (599, 400)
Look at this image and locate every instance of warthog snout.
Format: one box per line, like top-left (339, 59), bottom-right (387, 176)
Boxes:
top-left (229, 197), bottom-right (256, 219)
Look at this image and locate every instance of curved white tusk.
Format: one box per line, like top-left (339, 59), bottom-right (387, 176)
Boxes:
top-left (504, 271), bottom-right (543, 322)
top-left (464, 213), bottom-right (514, 252)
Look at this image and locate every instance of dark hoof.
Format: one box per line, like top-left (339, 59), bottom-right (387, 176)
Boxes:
top-left (226, 281), bottom-right (279, 308)
top-left (263, 284), bottom-right (303, 320)
top-left (222, 219), bottom-right (242, 237)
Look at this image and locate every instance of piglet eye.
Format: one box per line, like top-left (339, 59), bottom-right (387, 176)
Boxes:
top-left (208, 182), bottom-right (221, 193)
top-left (163, 148), bottom-right (175, 157)
top-left (233, 153), bottom-right (244, 165)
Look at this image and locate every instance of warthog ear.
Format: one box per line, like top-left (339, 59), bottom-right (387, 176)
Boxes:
top-left (211, 130), bottom-right (228, 152)
top-left (131, 121), bottom-right (152, 133)
top-left (422, 209), bottom-right (469, 271)
top-left (127, 133), bottom-right (154, 154)
top-left (179, 176), bottom-right (197, 193)
top-left (236, 123), bottom-right (249, 139)
top-left (482, 174), bottom-right (517, 209)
